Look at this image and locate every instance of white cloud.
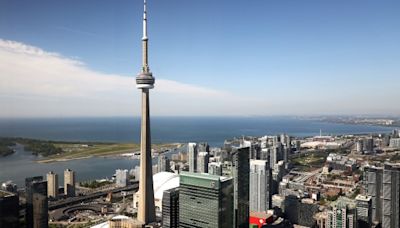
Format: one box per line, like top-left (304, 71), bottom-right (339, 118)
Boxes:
top-left (0, 39), bottom-right (259, 117)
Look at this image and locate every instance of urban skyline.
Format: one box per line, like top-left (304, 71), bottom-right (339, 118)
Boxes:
top-left (1, 0), bottom-right (400, 117)
top-left (1, 1), bottom-right (400, 227)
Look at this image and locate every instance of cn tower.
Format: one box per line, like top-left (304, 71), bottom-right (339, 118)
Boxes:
top-left (136, 0), bottom-right (156, 224)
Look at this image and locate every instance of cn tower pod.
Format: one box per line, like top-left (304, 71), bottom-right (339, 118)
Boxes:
top-left (136, 72), bottom-right (154, 89)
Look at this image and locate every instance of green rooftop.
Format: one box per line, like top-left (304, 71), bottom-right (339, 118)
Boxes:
top-left (180, 171), bottom-right (231, 190)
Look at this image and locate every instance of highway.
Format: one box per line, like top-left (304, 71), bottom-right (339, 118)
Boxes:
top-left (49, 182), bottom-right (138, 211)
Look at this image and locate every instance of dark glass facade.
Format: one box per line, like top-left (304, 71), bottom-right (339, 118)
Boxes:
top-left (0, 190), bottom-right (19, 228)
top-left (232, 147), bottom-right (250, 228)
top-left (162, 187), bottom-right (179, 228)
top-left (25, 176), bottom-right (48, 228)
top-left (179, 172), bottom-right (233, 228)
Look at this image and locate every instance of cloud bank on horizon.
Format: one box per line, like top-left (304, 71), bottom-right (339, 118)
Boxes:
top-left (0, 39), bottom-right (261, 118)
top-left (0, 39), bottom-right (399, 118)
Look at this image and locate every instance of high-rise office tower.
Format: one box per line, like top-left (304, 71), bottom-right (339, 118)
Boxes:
top-left (260, 148), bottom-right (270, 161)
top-left (188, 142), bottom-right (198, 173)
top-left (64, 169), bottom-right (75, 197)
top-left (197, 151), bottom-right (209, 173)
top-left (0, 190), bottom-right (19, 228)
top-left (232, 147), bottom-right (250, 228)
top-left (179, 172), bottom-right (233, 228)
top-left (280, 134), bottom-right (291, 148)
top-left (356, 194), bottom-right (372, 228)
top-left (116, 169), bottom-right (129, 187)
top-left (270, 145), bottom-right (281, 167)
top-left (283, 146), bottom-right (290, 165)
top-left (363, 138), bottom-right (374, 154)
top-left (364, 166), bottom-right (383, 224)
top-left (241, 140), bottom-right (260, 159)
top-left (25, 176), bottom-right (48, 228)
top-left (356, 140), bottom-right (364, 153)
top-left (382, 163), bottom-right (400, 228)
top-left (135, 0), bottom-right (156, 224)
top-left (197, 142), bottom-right (210, 153)
top-left (392, 129), bottom-right (399, 138)
top-left (250, 159), bottom-right (271, 212)
top-left (162, 187), bottom-right (179, 228)
top-left (272, 160), bottom-right (285, 195)
top-left (46, 171), bottom-right (58, 199)
top-left (32, 193), bottom-right (47, 228)
top-left (158, 154), bottom-right (170, 173)
top-left (295, 140), bottom-right (301, 152)
top-left (208, 162), bottom-right (223, 176)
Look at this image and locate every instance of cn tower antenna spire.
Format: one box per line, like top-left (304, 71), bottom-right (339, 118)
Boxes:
top-left (141, 0), bottom-right (150, 73)
top-left (143, 0), bottom-right (148, 41)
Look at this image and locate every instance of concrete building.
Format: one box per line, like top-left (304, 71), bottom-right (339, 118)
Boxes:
top-left (272, 160), bottom-right (285, 195)
top-left (392, 129), bottom-right (399, 138)
top-left (272, 194), bottom-right (285, 210)
top-left (355, 194), bottom-right (372, 228)
top-left (162, 187), bottom-right (179, 228)
top-left (382, 163), bottom-right (400, 228)
top-left (197, 142), bottom-right (210, 153)
top-left (188, 142), bottom-right (198, 173)
top-left (389, 138), bottom-right (400, 148)
top-left (208, 162), bottom-right (223, 176)
top-left (0, 190), bottom-right (19, 228)
top-left (116, 169), bottom-right (129, 187)
top-left (197, 151), bottom-right (209, 173)
top-left (179, 172), bottom-right (233, 228)
top-left (250, 159), bottom-right (271, 212)
top-left (25, 176), bottom-right (48, 228)
top-left (64, 169), bottom-right (75, 197)
top-left (46, 171), bottom-right (58, 199)
top-left (314, 211), bottom-right (328, 228)
top-left (232, 147), bottom-right (250, 228)
top-left (270, 145), bottom-right (279, 167)
top-left (295, 140), bottom-right (301, 152)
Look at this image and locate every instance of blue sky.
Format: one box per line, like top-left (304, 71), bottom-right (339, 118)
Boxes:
top-left (1, 0), bottom-right (400, 117)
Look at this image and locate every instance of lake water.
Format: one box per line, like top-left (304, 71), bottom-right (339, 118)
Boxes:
top-left (0, 117), bottom-right (394, 187)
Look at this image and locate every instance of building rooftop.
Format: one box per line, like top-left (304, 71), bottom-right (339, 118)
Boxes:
top-left (331, 196), bottom-right (356, 209)
top-left (355, 194), bottom-right (371, 202)
top-left (180, 171), bottom-right (229, 181)
top-left (180, 171), bottom-right (232, 190)
top-left (250, 159), bottom-right (268, 165)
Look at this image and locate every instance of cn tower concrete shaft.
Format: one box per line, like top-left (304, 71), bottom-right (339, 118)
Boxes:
top-left (137, 89), bottom-right (156, 224)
